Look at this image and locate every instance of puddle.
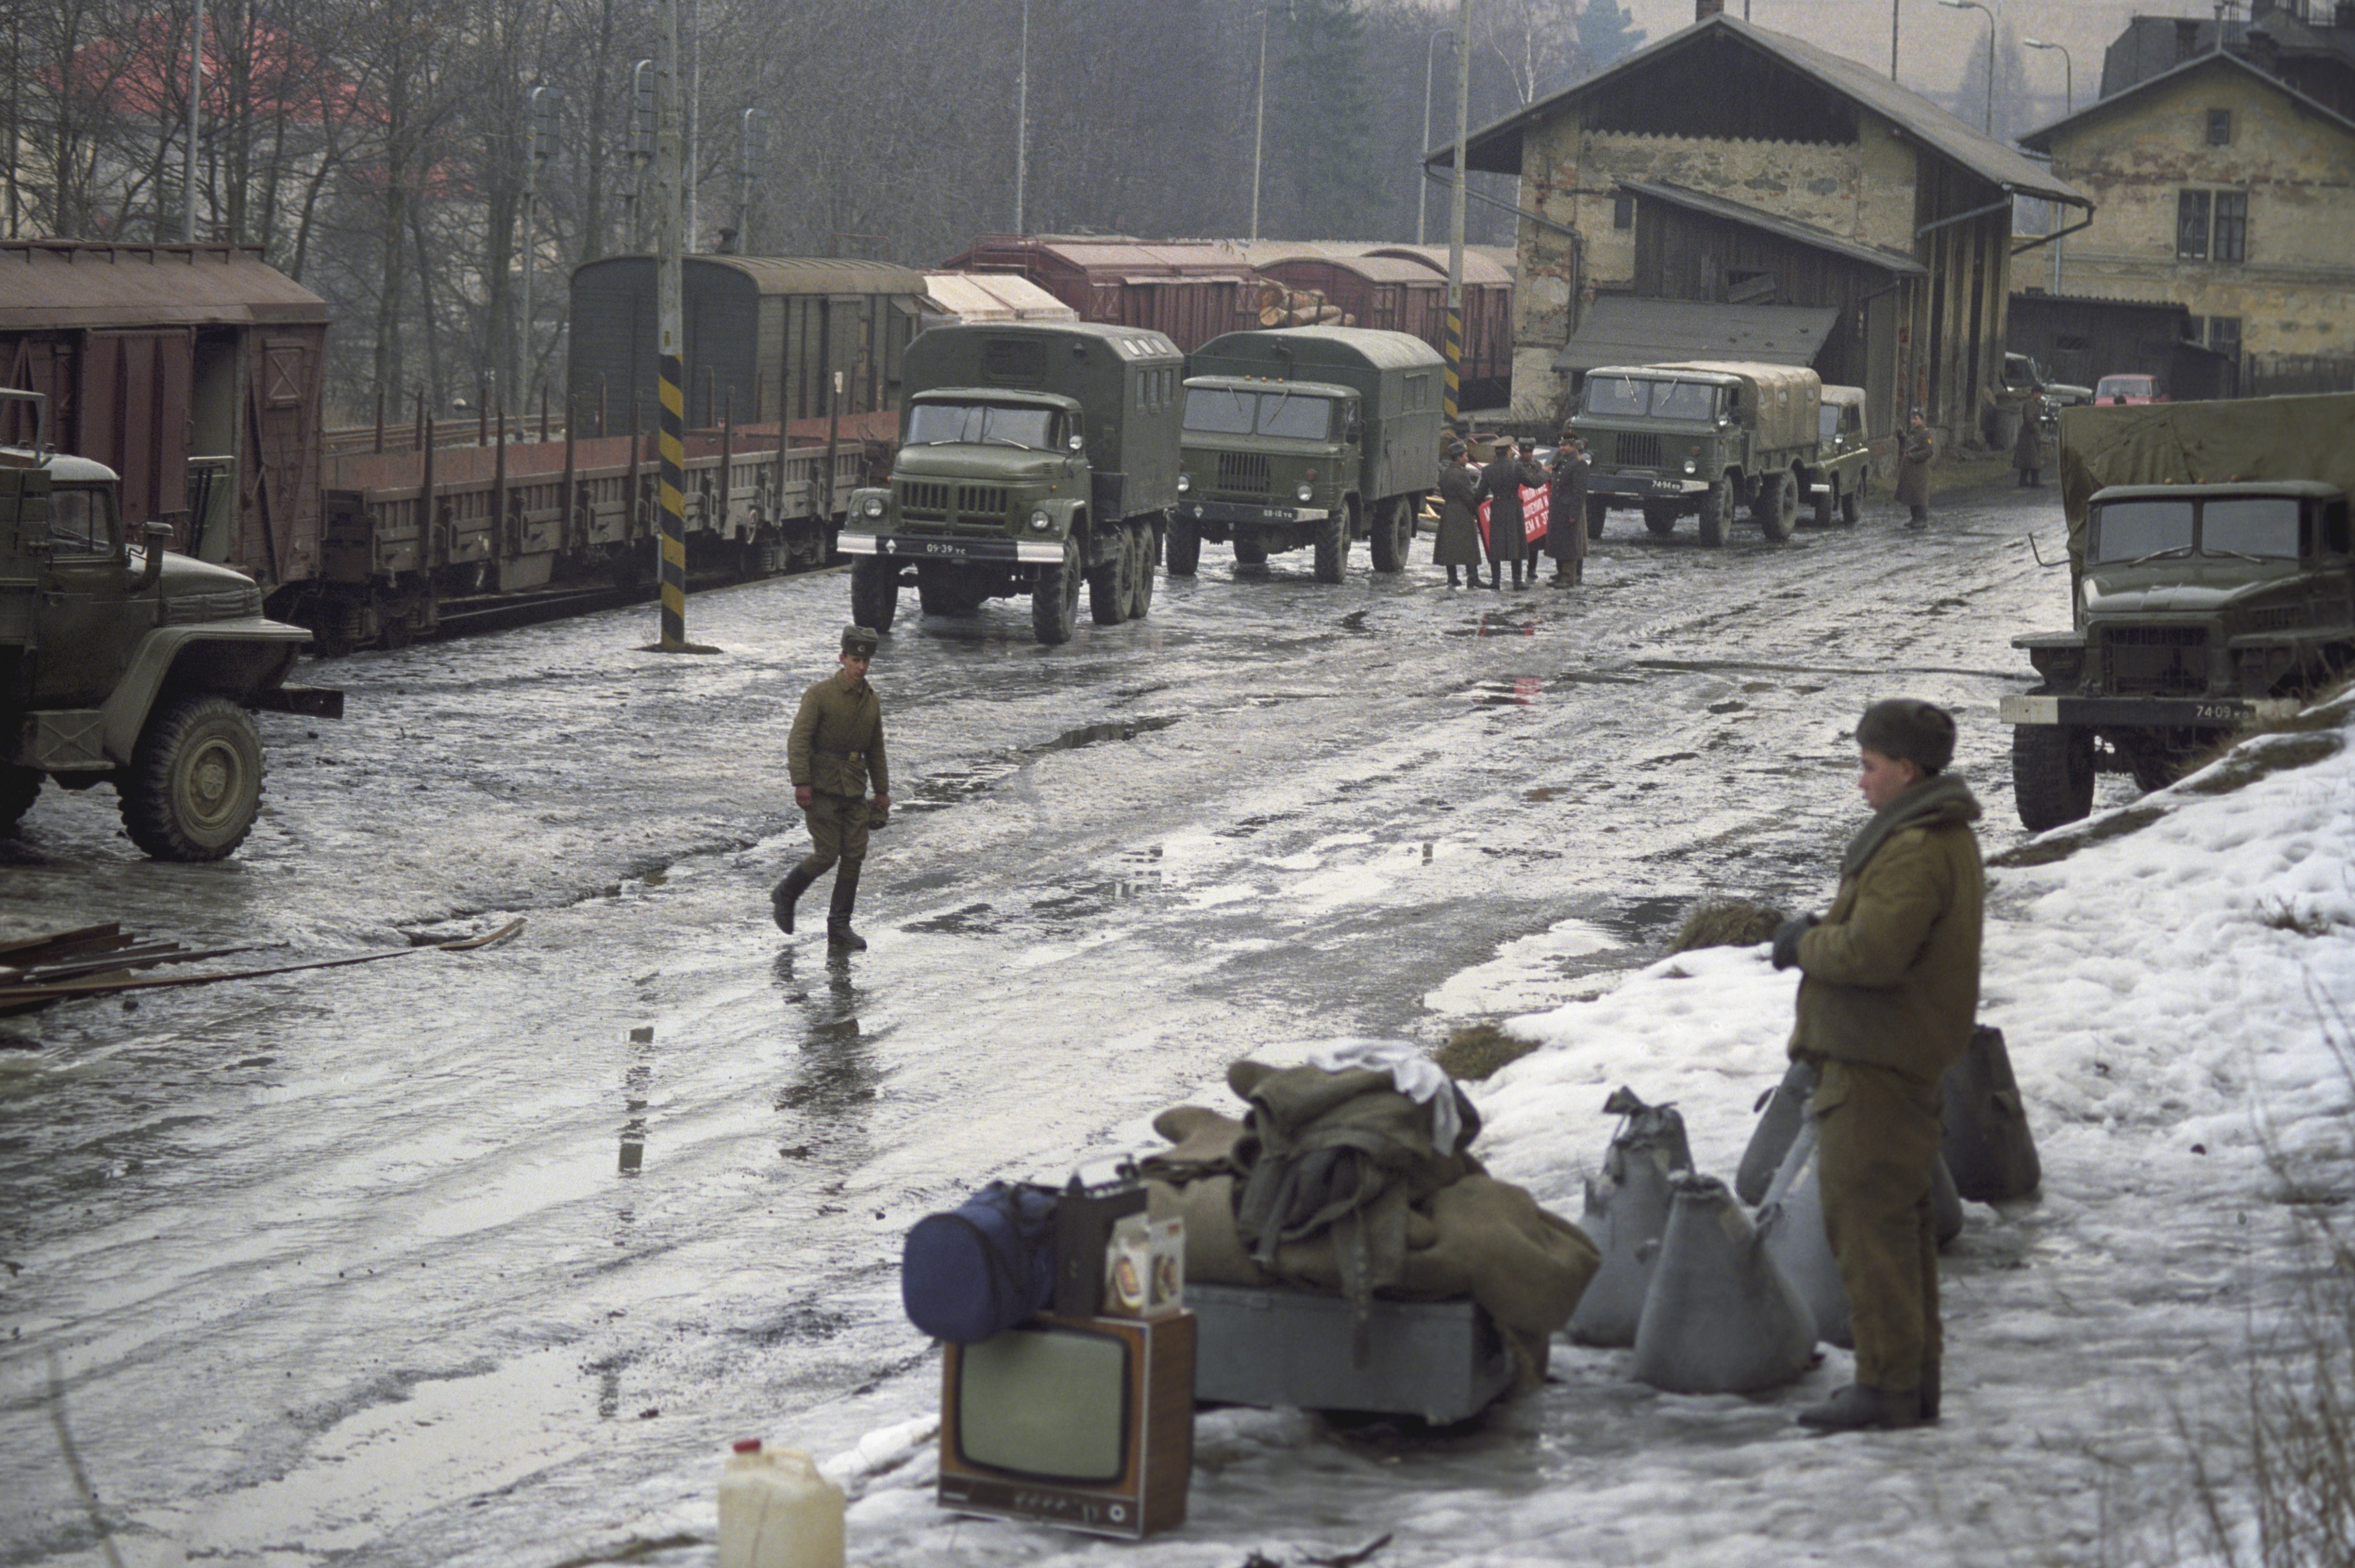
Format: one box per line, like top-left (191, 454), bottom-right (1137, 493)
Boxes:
top-left (898, 717), bottom-right (1182, 818)
top-left (1445, 612), bottom-right (1541, 638)
top-left (901, 901), bottom-right (999, 935)
top-left (1030, 715), bottom-right (1181, 754)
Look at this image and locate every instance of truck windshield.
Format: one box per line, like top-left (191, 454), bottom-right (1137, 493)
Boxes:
top-left (50, 486), bottom-right (118, 556)
top-left (1819, 405), bottom-right (1843, 441)
top-left (904, 401), bottom-right (1060, 450)
top-left (2202, 496), bottom-right (2302, 558)
top-left (1182, 388), bottom-right (1334, 441)
top-left (1583, 377), bottom-right (1714, 420)
top-left (2092, 499), bottom-right (2195, 562)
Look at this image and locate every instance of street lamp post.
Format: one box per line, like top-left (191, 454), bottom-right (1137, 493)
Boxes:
top-left (2022, 36), bottom-right (2072, 115)
top-left (1250, 5), bottom-right (1270, 243)
top-left (1418, 27), bottom-right (1453, 247)
top-left (1014, 0), bottom-right (1028, 233)
top-left (1938, 0), bottom-right (1997, 137)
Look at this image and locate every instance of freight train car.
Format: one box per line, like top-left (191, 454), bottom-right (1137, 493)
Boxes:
top-left (938, 236), bottom-right (1262, 354)
top-left (1364, 245), bottom-right (1515, 409)
top-left (1253, 254), bottom-right (1449, 342)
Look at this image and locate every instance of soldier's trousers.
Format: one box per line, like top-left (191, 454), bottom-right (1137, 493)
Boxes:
top-left (795, 791), bottom-right (871, 883)
top-left (1814, 1057), bottom-right (1944, 1391)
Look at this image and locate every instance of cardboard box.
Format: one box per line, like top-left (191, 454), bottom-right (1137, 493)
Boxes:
top-left (1103, 1214), bottom-right (1183, 1317)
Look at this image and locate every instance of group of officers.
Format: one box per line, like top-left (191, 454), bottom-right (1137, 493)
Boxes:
top-left (1432, 430), bottom-right (1593, 591)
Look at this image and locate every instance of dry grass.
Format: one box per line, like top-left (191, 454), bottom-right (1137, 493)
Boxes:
top-left (1432, 1022), bottom-right (1541, 1082)
top-left (2256, 898), bottom-right (2344, 939)
top-left (1667, 898), bottom-right (1786, 954)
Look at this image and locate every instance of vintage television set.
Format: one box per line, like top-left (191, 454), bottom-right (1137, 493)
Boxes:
top-left (936, 1309), bottom-right (1195, 1539)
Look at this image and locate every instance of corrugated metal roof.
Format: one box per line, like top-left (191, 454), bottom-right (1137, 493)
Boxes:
top-left (1552, 297), bottom-right (1840, 374)
top-left (1616, 181), bottom-right (1925, 275)
top-left (574, 253), bottom-right (929, 296)
top-left (0, 241), bottom-right (328, 327)
top-left (2020, 48), bottom-right (2355, 151)
top-left (1439, 15), bottom-right (2087, 207)
top-left (1264, 255), bottom-right (1448, 287)
top-left (1363, 245), bottom-right (1515, 285)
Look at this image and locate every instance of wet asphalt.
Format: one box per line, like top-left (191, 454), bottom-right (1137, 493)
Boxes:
top-left (0, 481), bottom-right (2111, 1564)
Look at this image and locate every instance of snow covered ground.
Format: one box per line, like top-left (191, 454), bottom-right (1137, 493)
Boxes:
top-left (720, 695), bottom-right (2355, 1567)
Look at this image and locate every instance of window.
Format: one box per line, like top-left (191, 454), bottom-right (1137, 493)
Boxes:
top-left (48, 486), bottom-right (117, 556)
top-left (2177, 189), bottom-right (2248, 263)
top-left (2213, 191), bottom-right (2247, 262)
top-left (1404, 372), bottom-right (1430, 410)
top-left (2177, 189), bottom-right (2212, 258)
top-left (2175, 19), bottom-right (2201, 61)
top-left (2208, 316), bottom-right (2242, 361)
top-left (1612, 194), bottom-right (1634, 230)
top-left (2203, 496), bottom-right (2302, 559)
top-left (2207, 108), bottom-right (2233, 145)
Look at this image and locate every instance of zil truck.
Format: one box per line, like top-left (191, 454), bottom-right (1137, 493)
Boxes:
top-left (3, 391), bottom-right (340, 859)
top-left (837, 321), bottom-right (1184, 647)
top-left (1574, 361), bottom-right (1823, 546)
top-left (2001, 391), bottom-right (2354, 830)
top-left (1167, 326), bottom-right (1444, 583)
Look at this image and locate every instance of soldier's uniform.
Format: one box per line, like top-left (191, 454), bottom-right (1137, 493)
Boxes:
top-left (1896, 417), bottom-right (1935, 528)
top-left (1433, 444), bottom-right (1484, 585)
top-left (1545, 436), bottom-right (1590, 585)
top-left (772, 626), bottom-right (890, 952)
top-left (1476, 446), bottom-right (1545, 589)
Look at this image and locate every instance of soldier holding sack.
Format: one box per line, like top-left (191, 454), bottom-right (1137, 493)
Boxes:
top-left (772, 626), bottom-right (891, 954)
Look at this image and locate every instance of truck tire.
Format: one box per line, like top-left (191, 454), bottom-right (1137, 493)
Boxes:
top-left (1087, 533), bottom-right (1127, 625)
top-left (1033, 539), bottom-right (1081, 645)
top-left (1126, 523), bottom-right (1156, 619)
top-left (1696, 479), bottom-right (1732, 547)
top-left (1813, 478), bottom-right (1835, 529)
top-left (1313, 509), bottom-right (1347, 583)
top-left (850, 557), bottom-right (898, 634)
top-left (1757, 472), bottom-right (1798, 541)
top-left (1165, 515), bottom-right (1201, 576)
top-left (1370, 497), bottom-right (1411, 573)
top-left (1587, 498), bottom-right (1610, 539)
top-left (1, 764), bottom-right (38, 832)
top-left (1233, 536), bottom-right (1269, 567)
top-left (2012, 720), bottom-right (2096, 832)
top-left (1839, 480), bottom-right (1861, 526)
top-left (119, 695), bottom-right (264, 862)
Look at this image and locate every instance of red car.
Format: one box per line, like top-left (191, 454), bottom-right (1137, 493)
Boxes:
top-left (2095, 374), bottom-right (2167, 405)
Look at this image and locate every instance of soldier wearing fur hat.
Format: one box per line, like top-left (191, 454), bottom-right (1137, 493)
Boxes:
top-left (1772, 698), bottom-right (1984, 1432)
top-left (772, 626), bottom-right (891, 953)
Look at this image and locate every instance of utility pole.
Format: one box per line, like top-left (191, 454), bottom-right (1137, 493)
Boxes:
top-left (1890, 0), bottom-right (1900, 82)
top-left (627, 60), bottom-right (655, 251)
top-left (652, 0), bottom-right (694, 651)
top-left (734, 107), bottom-right (765, 254)
top-left (185, 0), bottom-right (203, 240)
top-left (1250, 4), bottom-right (1270, 244)
top-left (685, 0), bottom-right (700, 251)
top-left (1014, 0), bottom-right (1029, 234)
top-left (1444, 0), bottom-right (1470, 426)
top-left (1419, 28), bottom-right (1453, 247)
top-left (519, 85), bottom-right (562, 414)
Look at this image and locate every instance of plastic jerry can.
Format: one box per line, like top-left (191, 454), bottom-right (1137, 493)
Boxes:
top-left (718, 1440), bottom-right (845, 1568)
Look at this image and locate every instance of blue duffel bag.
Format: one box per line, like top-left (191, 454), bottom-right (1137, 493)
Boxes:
top-left (900, 1181), bottom-right (1059, 1343)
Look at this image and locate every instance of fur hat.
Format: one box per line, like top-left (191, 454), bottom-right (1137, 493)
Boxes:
top-left (842, 625), bottom-right (880, 657)
top-left (1856, 698), bottom-right (1956, 773)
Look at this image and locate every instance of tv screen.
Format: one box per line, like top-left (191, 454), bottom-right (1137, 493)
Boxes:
top-left (956, 1325), bottom-right (1130, 1483)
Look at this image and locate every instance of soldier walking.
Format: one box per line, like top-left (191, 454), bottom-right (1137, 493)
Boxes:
top-left (1433, 439), bottom-right (1484, 588)
top-left (1544, 432), bottom-right (1590, 588)
top-left (1477, 438), bottom-right (1545, 590)
top-left (1773, 700), bottom-right (1984, 1431)
top-left (1897, 410), bottom-right (1935, 528)
top-left (772, 626), bottom-right (891, 954)
top-left (2013, 386), bottom-right (2047, 489)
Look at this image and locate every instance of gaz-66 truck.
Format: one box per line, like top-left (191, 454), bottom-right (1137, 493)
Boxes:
top-left (1167, 326), bottom-right (1443, 582)
top-left (2001, 391), bottom-right (2354, 830)
top-left (1574, 360), bottom-right (1822, 546)
top-left (3, 391), bottom-right (341, 859)
top-left (839, 321), bottom-right (1183, 646)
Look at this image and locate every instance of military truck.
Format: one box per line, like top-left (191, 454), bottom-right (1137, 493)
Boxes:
top-left (2001, 391), bottom-right (2355, 830)
top-left (1574, 361), bottom-right (1821, 547)
top-left (1167, 326), bottom-right (1443, 583)
top-left (2, 391), bottom-right (341, 859)
top-left (1803, 384), bottom-right (1869, 528)
top-left (838, 321), bottom-right (1183, 647)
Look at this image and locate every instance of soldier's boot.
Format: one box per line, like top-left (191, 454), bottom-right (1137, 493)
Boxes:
top-left (826, 861), bottom-right (868, 953)
top-left (770, 865), bottom-right (816, 934)
top-left (1488, 563), bottom-right (1502, 591)
top-left (1511, 560), bottom-right (1525, 589)
top-left (1796, 1383), bottom-right (1922, 1432)
top-left (1919, 1360), bottom-right (1941, 1423)
top-left (1447, 568), bottom-right (1461, 586)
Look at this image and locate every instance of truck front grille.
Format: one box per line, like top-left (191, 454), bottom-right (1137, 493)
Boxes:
top-left (2102, 625), bottom-right (2211, 695)
top-left (1216, 453), bottom-right (1271, 496)
top-left (1613, 433), bottom-right (1663, 469)
top-left (896, 481), bottom-right (1010, 532)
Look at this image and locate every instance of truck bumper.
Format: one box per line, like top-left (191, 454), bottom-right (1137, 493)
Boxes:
top-left (1592, 475), bottom-right (1706, 501)
top-left (1999, 693), bottom-right (2306, 728)
top-left (1174, 500), bottom-right (1331, 525)
top-left (836, 533), bottom-right (1068, 565)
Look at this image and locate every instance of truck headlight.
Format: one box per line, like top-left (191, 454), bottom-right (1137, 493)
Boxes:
top-left (1175, 472), bottom-right (1191, 494)
top-left (1295, 482), bottom-right (1315, 503)
top-left (1029, 509), bottom-right (1053, 532)
top-left (1683, 458), bottom-right (1697, 475)
top-left (860, 495), bottom-right (885, 519)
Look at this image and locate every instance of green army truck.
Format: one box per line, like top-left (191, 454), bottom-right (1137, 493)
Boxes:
top-left (1802, 383), bottom-right (1869, 528)
top-left (2001, 391), bottom-right (2355, 830)
top-left (1574, 360), bottom-right (1822, 546)
top-left (838, 321), bottom-right (1184, 647)
top-left (1168, 326), bottom-right (1444, 583)
top-left (2, 391), bottom-right (341, 859)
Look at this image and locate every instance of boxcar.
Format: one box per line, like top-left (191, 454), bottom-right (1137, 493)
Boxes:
top-left (937, 237), bottom-right (1262, 354)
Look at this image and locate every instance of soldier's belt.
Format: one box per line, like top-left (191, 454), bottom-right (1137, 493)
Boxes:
top-left (816, 749), bottom-right (867, 761)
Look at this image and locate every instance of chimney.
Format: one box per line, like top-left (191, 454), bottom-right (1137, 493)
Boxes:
top-left (1696, 0), bottom-right (1725, 18)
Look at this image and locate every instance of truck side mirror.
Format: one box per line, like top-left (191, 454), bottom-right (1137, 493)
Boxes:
top-left (139, 520), bottom-right (172, 590)
top-left (1067, 433), bottom-right (1084, 453)
top-left (1344, 416), bottom-right (1363, 444)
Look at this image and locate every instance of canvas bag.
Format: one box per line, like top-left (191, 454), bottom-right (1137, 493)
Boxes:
top-left (900, 1181), bottom-right (1059, 1344)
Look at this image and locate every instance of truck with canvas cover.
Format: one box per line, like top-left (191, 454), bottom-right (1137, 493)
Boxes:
top-left (1803, 385), bottom-right (1869, 528)
top-left (838, 322), bottom-right (1183, 646)
top-left (1573, 361), bottom-right (1822, 546)
top-left (1169, 327), bottom-right (1443, 583)
top-left (2001, 392), bottom-right (2355, 830)
top-left (0, 391), bottom-right (341, 859)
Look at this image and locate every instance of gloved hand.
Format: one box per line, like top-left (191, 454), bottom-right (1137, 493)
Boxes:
top-left (1771, 913), bottom-right (1820, 971)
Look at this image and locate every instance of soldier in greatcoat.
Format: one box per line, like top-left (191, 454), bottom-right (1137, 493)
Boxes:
top-left (2012, 387), bottom-right (2046, 489)
top-left (772, 625), bottom-right (891, 953)
top-left (1896, 410), bottom-right (1935, 528)
top-left (1432, 439), bottom-right (1484, 587)
top-left (1773, 700), bottom-right (1984, 1431)
top-left (1477, 438), bottom-right (1545, 590)
top-left (1544, 432), bottom-right (1591, 588)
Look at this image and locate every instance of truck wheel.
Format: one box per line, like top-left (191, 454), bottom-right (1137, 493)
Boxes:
top-left (850, 557), bottom-right (898, 633)
top-left (2012, 720), bottom-right (2096, 832)
top-left (1370, 497), bottom-right (1411, 573)
top-left (1166, 516), bottom-right (1201, 576)
top-left (1087, 533), bottom-right (1128, 626)
top-left (1313, 509), bottom-right (1346, 583)
top-left (1126, 523), bottom-right (1155, 619)
top-left (1, 764), bottom-right (38, 832)
top-left (1813, 478), bottom-right (1836, 529)
top-left (1233, 536), bottom-right (1269, 568)
top-left (1696, 479), bottom-right (1732, 546)
top-left (1033, 540), bottom-right (1081, 645)
top-left (1839, 481), bottom-right (1861, 527)
top-left (119, 696), bottom-right (264, 862)
top-left (1642, 504), bottom-right (1677, 537)
top-left (1587, 498), bottom-right (1609, 539)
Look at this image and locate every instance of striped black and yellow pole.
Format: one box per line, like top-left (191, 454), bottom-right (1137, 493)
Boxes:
top-left (656, 349), bottom-right (687, 647)
top-left (646, 0), bottom-right (710, 653)
top-left (1443, 301), bottom-right (1463, 427)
